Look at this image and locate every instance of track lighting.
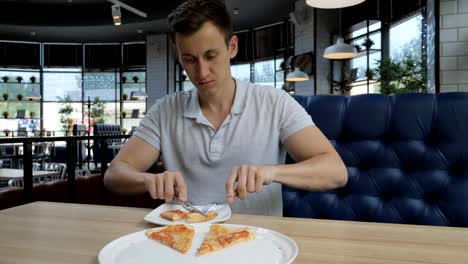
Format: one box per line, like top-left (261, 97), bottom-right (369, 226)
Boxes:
top-left (107, 0), bottom-right (147, 26)
top-left (111, 4), bottom-right (121, 26)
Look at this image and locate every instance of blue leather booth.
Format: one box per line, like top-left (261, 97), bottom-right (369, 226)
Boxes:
top-left (283, 92), bottom-right (468, 227)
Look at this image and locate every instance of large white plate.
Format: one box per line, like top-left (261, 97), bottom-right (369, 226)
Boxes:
top-left (98, 224), bottom-right (298, 264)
top-left (144, 203), bottom-right (231, 225)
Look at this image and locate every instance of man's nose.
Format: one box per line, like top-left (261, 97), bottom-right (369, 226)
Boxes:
top-left (197, 59), bottom-right (210, 79)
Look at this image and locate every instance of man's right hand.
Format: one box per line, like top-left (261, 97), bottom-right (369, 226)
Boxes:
top-left (144, 171), bottom-right (187, 203)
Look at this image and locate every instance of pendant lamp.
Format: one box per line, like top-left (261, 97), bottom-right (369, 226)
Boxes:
top-left (305, 0), bottom-right (366, 9)
top-left (323, 10), bottom-right (357, 60)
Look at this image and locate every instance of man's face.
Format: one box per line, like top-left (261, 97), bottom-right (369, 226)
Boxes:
top-left (175, 21), bottom-right (238, 94)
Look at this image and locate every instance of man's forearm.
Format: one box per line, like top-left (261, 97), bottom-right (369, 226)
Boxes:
top-left (272, 153), bottom-right (348, 191)
top-left (104, 161), bottom-right (151, 194)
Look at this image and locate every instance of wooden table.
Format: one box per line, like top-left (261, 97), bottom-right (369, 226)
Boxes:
top-left (0, 168), bottom-right (58, 180)
top-left (1, 202), bottom-right (468, 264)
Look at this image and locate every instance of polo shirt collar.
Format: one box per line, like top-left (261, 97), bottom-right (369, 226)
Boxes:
top-left (183, 78), bottom-right (247, 119)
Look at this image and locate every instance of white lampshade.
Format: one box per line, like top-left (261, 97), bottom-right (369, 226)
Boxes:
top-left (305, 0), bottom-right (366, 9)
top-left (286, 68), bottom-right (309, 82)
top-left (130, 90), bottom-right (147, 100)
top-left (323, 37), bottom-right (358, 60)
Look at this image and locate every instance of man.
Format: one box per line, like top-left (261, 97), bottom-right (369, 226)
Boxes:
top-left (104, 0), bottom-right (347, 216)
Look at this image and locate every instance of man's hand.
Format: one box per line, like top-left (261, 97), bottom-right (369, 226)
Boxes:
top-left (225, 165), bottom-right (277, 203)
top-left (144, 171), bottom-right (187, 203)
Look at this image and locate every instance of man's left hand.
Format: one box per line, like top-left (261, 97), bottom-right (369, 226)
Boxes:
top-left (225, 165), bottom-right (277, 203)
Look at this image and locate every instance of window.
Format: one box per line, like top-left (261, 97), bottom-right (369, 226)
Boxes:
top-left (390, 13), bottom-right (423, 62)
top-left (43, 68), bottom-right (82, 101)
top-left (231, 64), bottom-right (251, 82)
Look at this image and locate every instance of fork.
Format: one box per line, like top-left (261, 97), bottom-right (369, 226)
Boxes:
top-left (175, 198), bottom-right (212, 216)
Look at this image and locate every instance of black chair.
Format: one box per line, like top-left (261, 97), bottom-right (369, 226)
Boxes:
top-left (93, 124), bottom-right (121, 168)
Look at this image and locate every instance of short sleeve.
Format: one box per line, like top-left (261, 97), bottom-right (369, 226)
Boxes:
top-left (279, 92), bottom-right (314, 143)
top-left (133, 99), bottom-right (162, 151)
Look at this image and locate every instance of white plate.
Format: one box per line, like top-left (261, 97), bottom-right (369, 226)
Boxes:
top-left (144, 203), bottom-right (231, 225)
top-left (98, 224), bottom-right (298, 264)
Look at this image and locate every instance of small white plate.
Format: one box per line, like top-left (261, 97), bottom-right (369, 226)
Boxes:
top-left (144, 203), bottom-right (231, 225)
top-left (98, 224), bottom-right (298, 264)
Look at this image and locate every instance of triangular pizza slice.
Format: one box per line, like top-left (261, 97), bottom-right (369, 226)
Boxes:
top-left (197, 224), bottom-right (255, 256)
top-left (145, 224), bottom-right (195, 254)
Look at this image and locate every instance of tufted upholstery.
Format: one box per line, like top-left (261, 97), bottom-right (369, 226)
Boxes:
top-left (283, 92), bottom-right (468, 227)
top-left (93, 124), bottom-right (121, 166)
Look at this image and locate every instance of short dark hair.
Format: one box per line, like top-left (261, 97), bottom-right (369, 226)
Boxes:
top-left (168, 0), bottom-right (233, 46)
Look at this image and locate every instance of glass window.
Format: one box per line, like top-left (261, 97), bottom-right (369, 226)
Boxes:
top-left (84, 72), bottom-right (118, 102)
top-left (231, 64), bottom-right (251, 82)
top-left (253, 59), bottom-right (275, 87)
top-left (42, 102), bottom-right (83, 135)
top-left (43, 69), bottom-right (82, 101)
top-left (390, 13), bottom-right (423, 61)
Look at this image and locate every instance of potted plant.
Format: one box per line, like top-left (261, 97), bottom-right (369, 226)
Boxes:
top-left (3, 129), bottom-right (10, 137)
top-left (374, 56), bottom-right (427, 94)
top-left (91, 97), bottom-right (106, 124)
top-left (121, 128), bottom-right (128, 135)
top-left (16, 76), bottom-right (23, 83)
top-left (2, 93), bottom-right (8, 100)
top-left (361, 38), bottom-right (375, 50)
top-left (121, 76), bottom-right (127, 83)
top-left (1, 76), bottom-right (9, 83)
top-left (2, 111), bottom-right (9, 118)
top-left (30, 111), bottom-right (36, 119)
top-left (132, 76), bottom-right (139, 83)
top-left (58, 95), bottom-right (74, 136)
top-left (353, 44), bottom-right (362, 52)
top-left (121, 111), bottom-right (127, 118)
top-left (122, 93), bottom-right (128, 100)
top-left (30, 76), bottom-right (36, 83)
top-left (17, 94), bottom-right (23, 101)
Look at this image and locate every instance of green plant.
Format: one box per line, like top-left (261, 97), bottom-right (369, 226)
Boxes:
top-left (1, 76), bottom-right (9, 83)
top-left (122, 93), bottom-right (128, 100)
top-left (121, 128), bottom-right (128, 135)
top-left (91, 97), bottom-right (106, 124)
top-left (2, 111), bottom-right (9, 118)
top-left (16, 76), bottom-right (23, 83)
top-left (361, 38), bottom-right (375, 50)
top-left (121, 111), bottom-right (127, 118)
top-left (3, 129), bottom-right (10, 136)
top-left (353, 44), bottom-right (362, 52)
top-left (17, 94), bottom-right (23, 101)
top-left (30, 111), bottom-right (35, 119)
top-left (58, 95), bottom-right (74, 136)
top-left (374, 56), bottom-right (427, 95)
top-left (30, 76), bottom-right (36, 83)
top-left (2, 93), bottom-right (8, 100)
top-left (132, 76), bottom-right (139, 83)
top-left (121, 76), bottom-right (127, 83)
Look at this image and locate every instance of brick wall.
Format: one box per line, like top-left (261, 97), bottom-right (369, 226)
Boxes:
top-left (440, 0), bottom-right (468, 92)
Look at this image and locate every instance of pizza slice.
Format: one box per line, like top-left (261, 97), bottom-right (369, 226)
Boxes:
top-left (197, 224), bottom-right (255, 256)
top-left (145, 224), bottom-right (195, 254)
top-left (160, 210), bottom-right (187, 221)
top-left (186, 211), bottom-right (218, 223)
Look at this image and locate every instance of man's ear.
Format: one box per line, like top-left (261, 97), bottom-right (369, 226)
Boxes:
top-left (228, 35), bottom-right (238, 59)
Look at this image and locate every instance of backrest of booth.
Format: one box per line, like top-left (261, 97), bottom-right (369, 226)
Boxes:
top-left (283, 93), bottom-right (468, 227)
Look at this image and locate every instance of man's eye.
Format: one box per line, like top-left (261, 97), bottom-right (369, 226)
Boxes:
top-left (183, 57), bottom-right (194, 63)
top-left (206, 53), bottom-right (217, 60)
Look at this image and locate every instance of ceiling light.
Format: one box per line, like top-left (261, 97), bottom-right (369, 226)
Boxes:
top-left (113, 17), bottom-right (121, 26)
top-left (112, 4), bottom-right (121, 19)
top-left (323, 37), bottom-right (358, 59)
top-left (233, 8), bottom-right (240, 15)
top-left (305, 0), bottom-right (366, 9)
top-left (286, 68), bottom-right (309, 82)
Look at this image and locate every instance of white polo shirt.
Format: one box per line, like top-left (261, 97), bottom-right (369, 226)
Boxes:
top-left (134, 79), bottom-right (314, 216)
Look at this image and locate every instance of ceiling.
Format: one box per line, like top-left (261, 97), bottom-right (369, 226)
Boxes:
top-left (0, 0), bottom-right (292, 43)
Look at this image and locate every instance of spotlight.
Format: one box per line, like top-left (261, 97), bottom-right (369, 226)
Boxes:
top-left (111, 5), bottom-right (121, 26)
top-left (111, 4), bottom-right (121, 19)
